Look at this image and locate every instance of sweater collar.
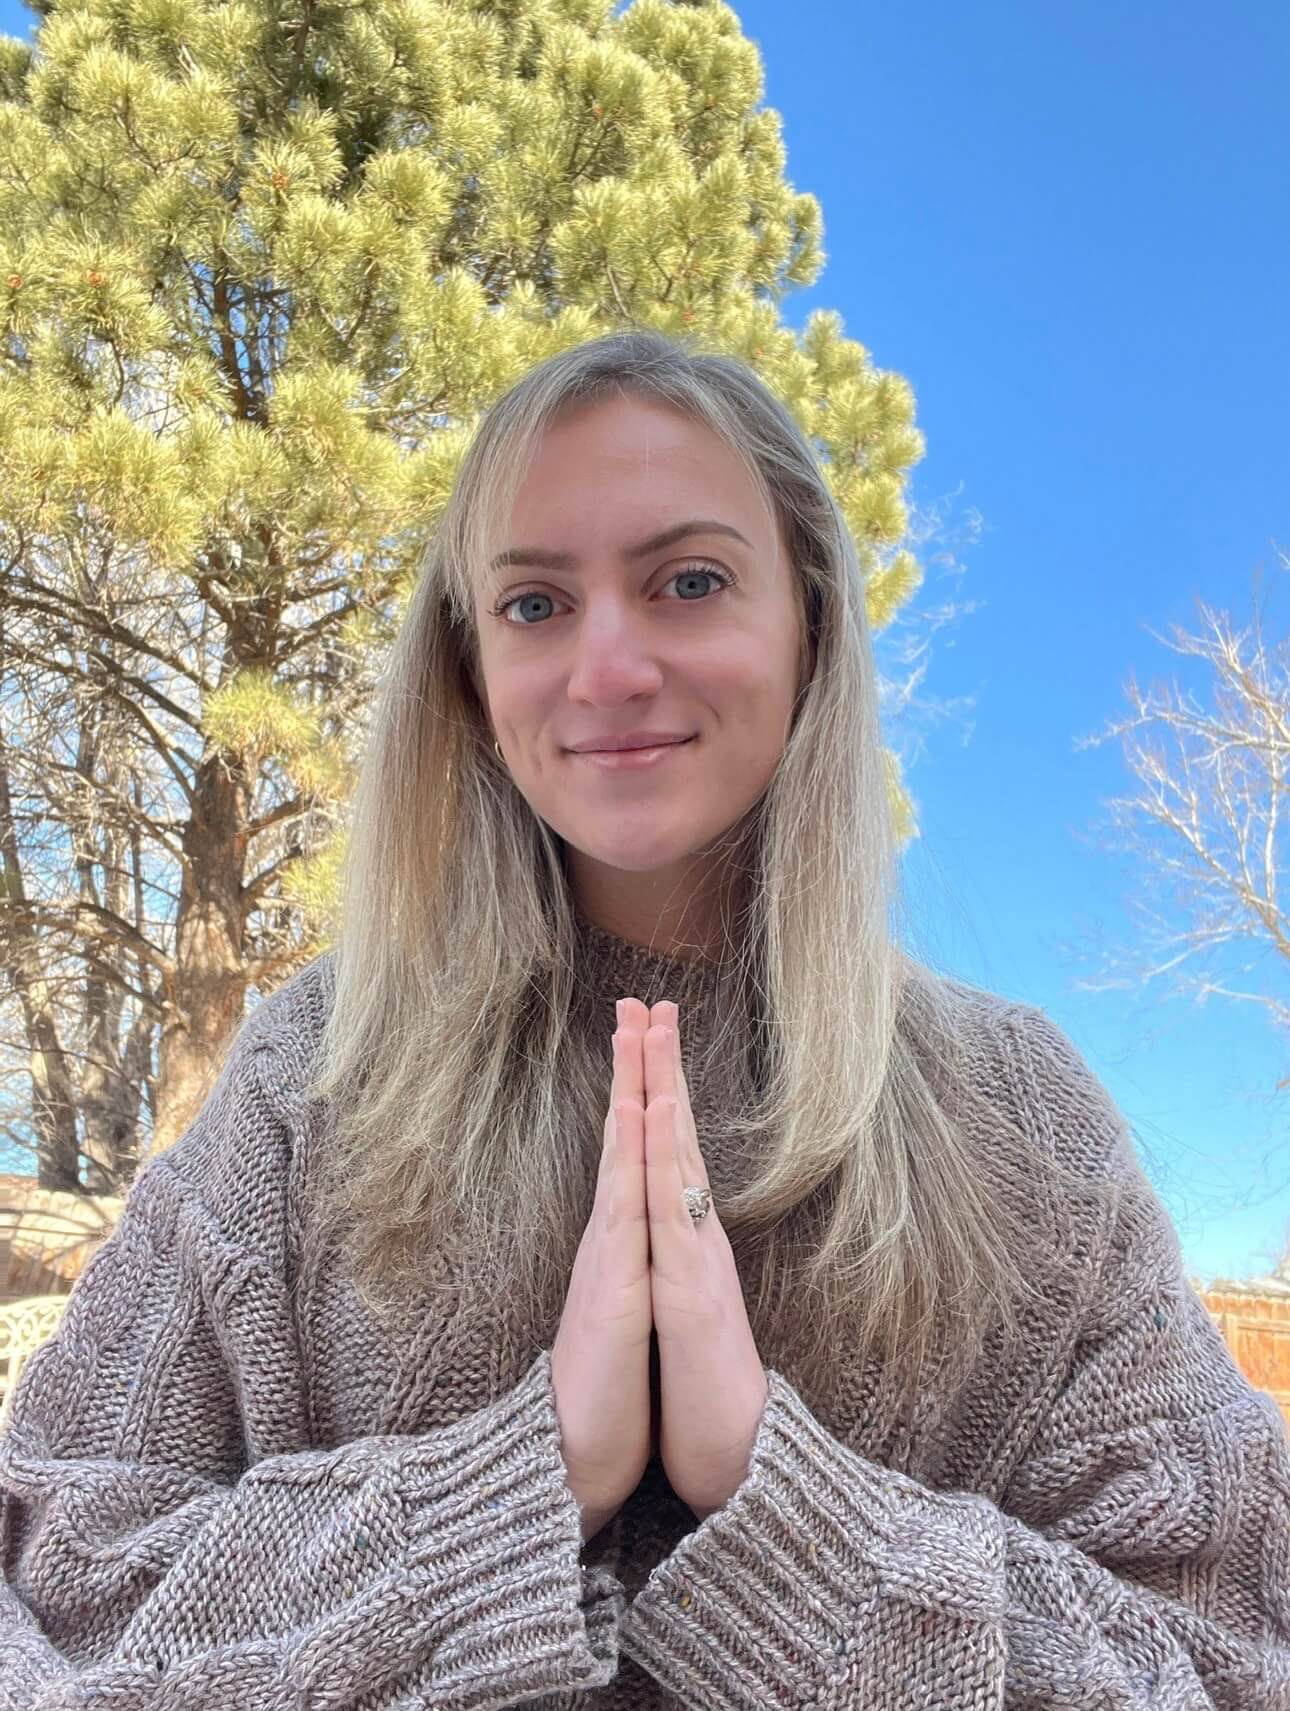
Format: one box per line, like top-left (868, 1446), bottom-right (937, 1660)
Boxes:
top-left (570, 911), bottom-right (731, 1014)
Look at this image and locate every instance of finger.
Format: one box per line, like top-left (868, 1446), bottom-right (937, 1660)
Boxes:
top-left (612, 1001), bottom-right (648, 1174)
top-left (648, 1005), bottom-right (708, 1190)
top-left (601, 1036), bottom-right (650, 1277)
top-left (602, 1019), bottom-right (643, 1197)
top-left (620, 995), bottom-right (651, 1044)
top-left (643, 1019), bottom-right (678, 1106)
top-left (598, 1002), bottom-right (644, 1196)
top-left (608, 1083), bottom-right (649, 1275)
top-left (616, 997), bottom-right (648, 1107)
top-left (643, 1089), bottom-right (693, 1276)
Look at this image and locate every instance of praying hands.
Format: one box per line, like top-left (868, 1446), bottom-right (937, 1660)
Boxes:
top-left (549, 998), bottom-right (770, 1539)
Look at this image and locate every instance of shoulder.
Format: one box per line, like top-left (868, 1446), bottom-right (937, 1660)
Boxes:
top-left (901, 960), bottom-right (1135, 1185)
top-left (134, 950), bottom-right (339, 1256)
top-left (238, 949), bottom-right (339, 1107)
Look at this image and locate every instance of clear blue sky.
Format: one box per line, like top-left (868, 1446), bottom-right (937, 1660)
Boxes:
top-left (2, 0), bottom-right (1286, 1282)
top-left (731, 0), bottom-right (1289, 1284)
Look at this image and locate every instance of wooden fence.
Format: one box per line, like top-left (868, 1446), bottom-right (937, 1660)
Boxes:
top-left (0, 1175), bottom-right (121, 1305)
top-left (1200, 1287), bottom-right (1290, 1431)
top-left (0, 1179), bottom-right (119, 1425)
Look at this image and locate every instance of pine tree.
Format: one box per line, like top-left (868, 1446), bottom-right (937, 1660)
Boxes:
top-left (0, 0), bottom-right (925, 1185)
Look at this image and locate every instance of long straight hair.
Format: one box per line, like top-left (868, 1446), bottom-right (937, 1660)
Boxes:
top-left (308, 328), bottom-right (1112, 1411)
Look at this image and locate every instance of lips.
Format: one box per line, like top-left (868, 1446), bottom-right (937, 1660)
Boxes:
top-left (569, 734), bottom-right (694, 754)
top-left (573, 737), bottom-right (696, 770)
top-left (582, 738), bottom-right (689, 754)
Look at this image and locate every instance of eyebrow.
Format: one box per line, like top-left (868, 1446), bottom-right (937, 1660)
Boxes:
top-left (488, 517), bottom-right (753, 575)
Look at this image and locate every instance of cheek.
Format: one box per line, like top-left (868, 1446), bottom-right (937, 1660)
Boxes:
top-left (471, 650), bottom-right (530, 717)
top-left (708, 655), bottom-right (799, 780)
top-left (711, 648), bottom-right (798, 728)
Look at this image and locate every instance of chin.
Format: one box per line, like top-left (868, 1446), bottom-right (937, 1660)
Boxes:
top-left (586, 846), bottom-right (685, 874)
top-left (556, 823), bottom-right (689, 869)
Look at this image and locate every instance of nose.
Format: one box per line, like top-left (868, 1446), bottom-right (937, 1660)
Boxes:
top-left (564, 603), bottom-right (666, 703)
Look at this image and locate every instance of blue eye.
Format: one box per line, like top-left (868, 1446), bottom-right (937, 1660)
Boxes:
top-left (490, 561), bottom-right (735, 627)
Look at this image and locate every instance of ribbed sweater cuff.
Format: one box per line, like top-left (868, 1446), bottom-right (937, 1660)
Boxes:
top-left (287, 1347), bottom-right (624, 1702)
top-left (620, 1365), bottom-right (1006, 1709)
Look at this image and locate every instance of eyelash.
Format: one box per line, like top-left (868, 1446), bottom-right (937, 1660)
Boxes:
top-left (489, 561), bottom-right (736, 626)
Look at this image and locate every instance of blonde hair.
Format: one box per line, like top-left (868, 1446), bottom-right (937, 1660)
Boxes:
top-left (308, 327), bottom-right (1109, 1411)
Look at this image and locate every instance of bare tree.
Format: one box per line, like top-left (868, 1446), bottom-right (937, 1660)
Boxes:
top-left (1071, 551), bottom-right (1290, 1099)
top-left (0, 520), bottom-right (372, 1193)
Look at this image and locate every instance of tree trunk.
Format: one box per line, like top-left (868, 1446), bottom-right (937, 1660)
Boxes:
top-left (0, 750), bottom-right (82, 1190)
top-left (149, 745), bottom-right (251, 1155)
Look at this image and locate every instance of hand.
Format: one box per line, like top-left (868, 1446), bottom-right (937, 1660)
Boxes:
top-left (625, 997), bottom-right (770, 1523)
top-left (550, 1003), bottom-right (656, 1542)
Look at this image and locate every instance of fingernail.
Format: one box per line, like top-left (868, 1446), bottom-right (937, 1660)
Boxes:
top-left (616, 1000), bottom-right (625, 1024)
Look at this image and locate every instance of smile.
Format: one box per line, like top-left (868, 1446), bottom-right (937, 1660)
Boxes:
top-left (573, 737), bottom-right (696, 771)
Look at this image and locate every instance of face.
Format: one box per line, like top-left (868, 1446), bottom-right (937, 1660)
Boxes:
top-left (470, 393), bottom-right (807, 956)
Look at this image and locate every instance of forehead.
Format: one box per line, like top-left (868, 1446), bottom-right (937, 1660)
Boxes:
top-left (498, 395), bottom-right (770, 531)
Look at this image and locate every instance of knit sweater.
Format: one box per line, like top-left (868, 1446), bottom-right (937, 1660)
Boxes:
top-left (2, 920), bottom-right (1288, 1711)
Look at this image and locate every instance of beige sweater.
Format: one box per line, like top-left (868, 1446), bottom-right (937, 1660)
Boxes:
top-left (2, 921), bottom-right (1288, 1710)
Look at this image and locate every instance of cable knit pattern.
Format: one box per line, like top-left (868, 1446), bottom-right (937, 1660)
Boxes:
top-left (1, 924), bottom-right (1288, 1709)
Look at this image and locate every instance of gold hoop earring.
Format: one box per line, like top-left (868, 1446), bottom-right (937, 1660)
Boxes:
top-left (493, 739), bottom-right (503, 761)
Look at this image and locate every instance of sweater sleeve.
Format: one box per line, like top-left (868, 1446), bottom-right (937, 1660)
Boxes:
top-left (0, 1010), bottom-right (623, 1710)
top-left (619, 1012), bottom-right (1290, 1711)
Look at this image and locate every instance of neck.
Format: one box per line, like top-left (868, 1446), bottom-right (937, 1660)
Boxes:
top-left (567, 852), bottom-right (744, 964)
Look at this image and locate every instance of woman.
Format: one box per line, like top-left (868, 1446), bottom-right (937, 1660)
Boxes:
top-left (2, 328), bottom-right (1287, 1709)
